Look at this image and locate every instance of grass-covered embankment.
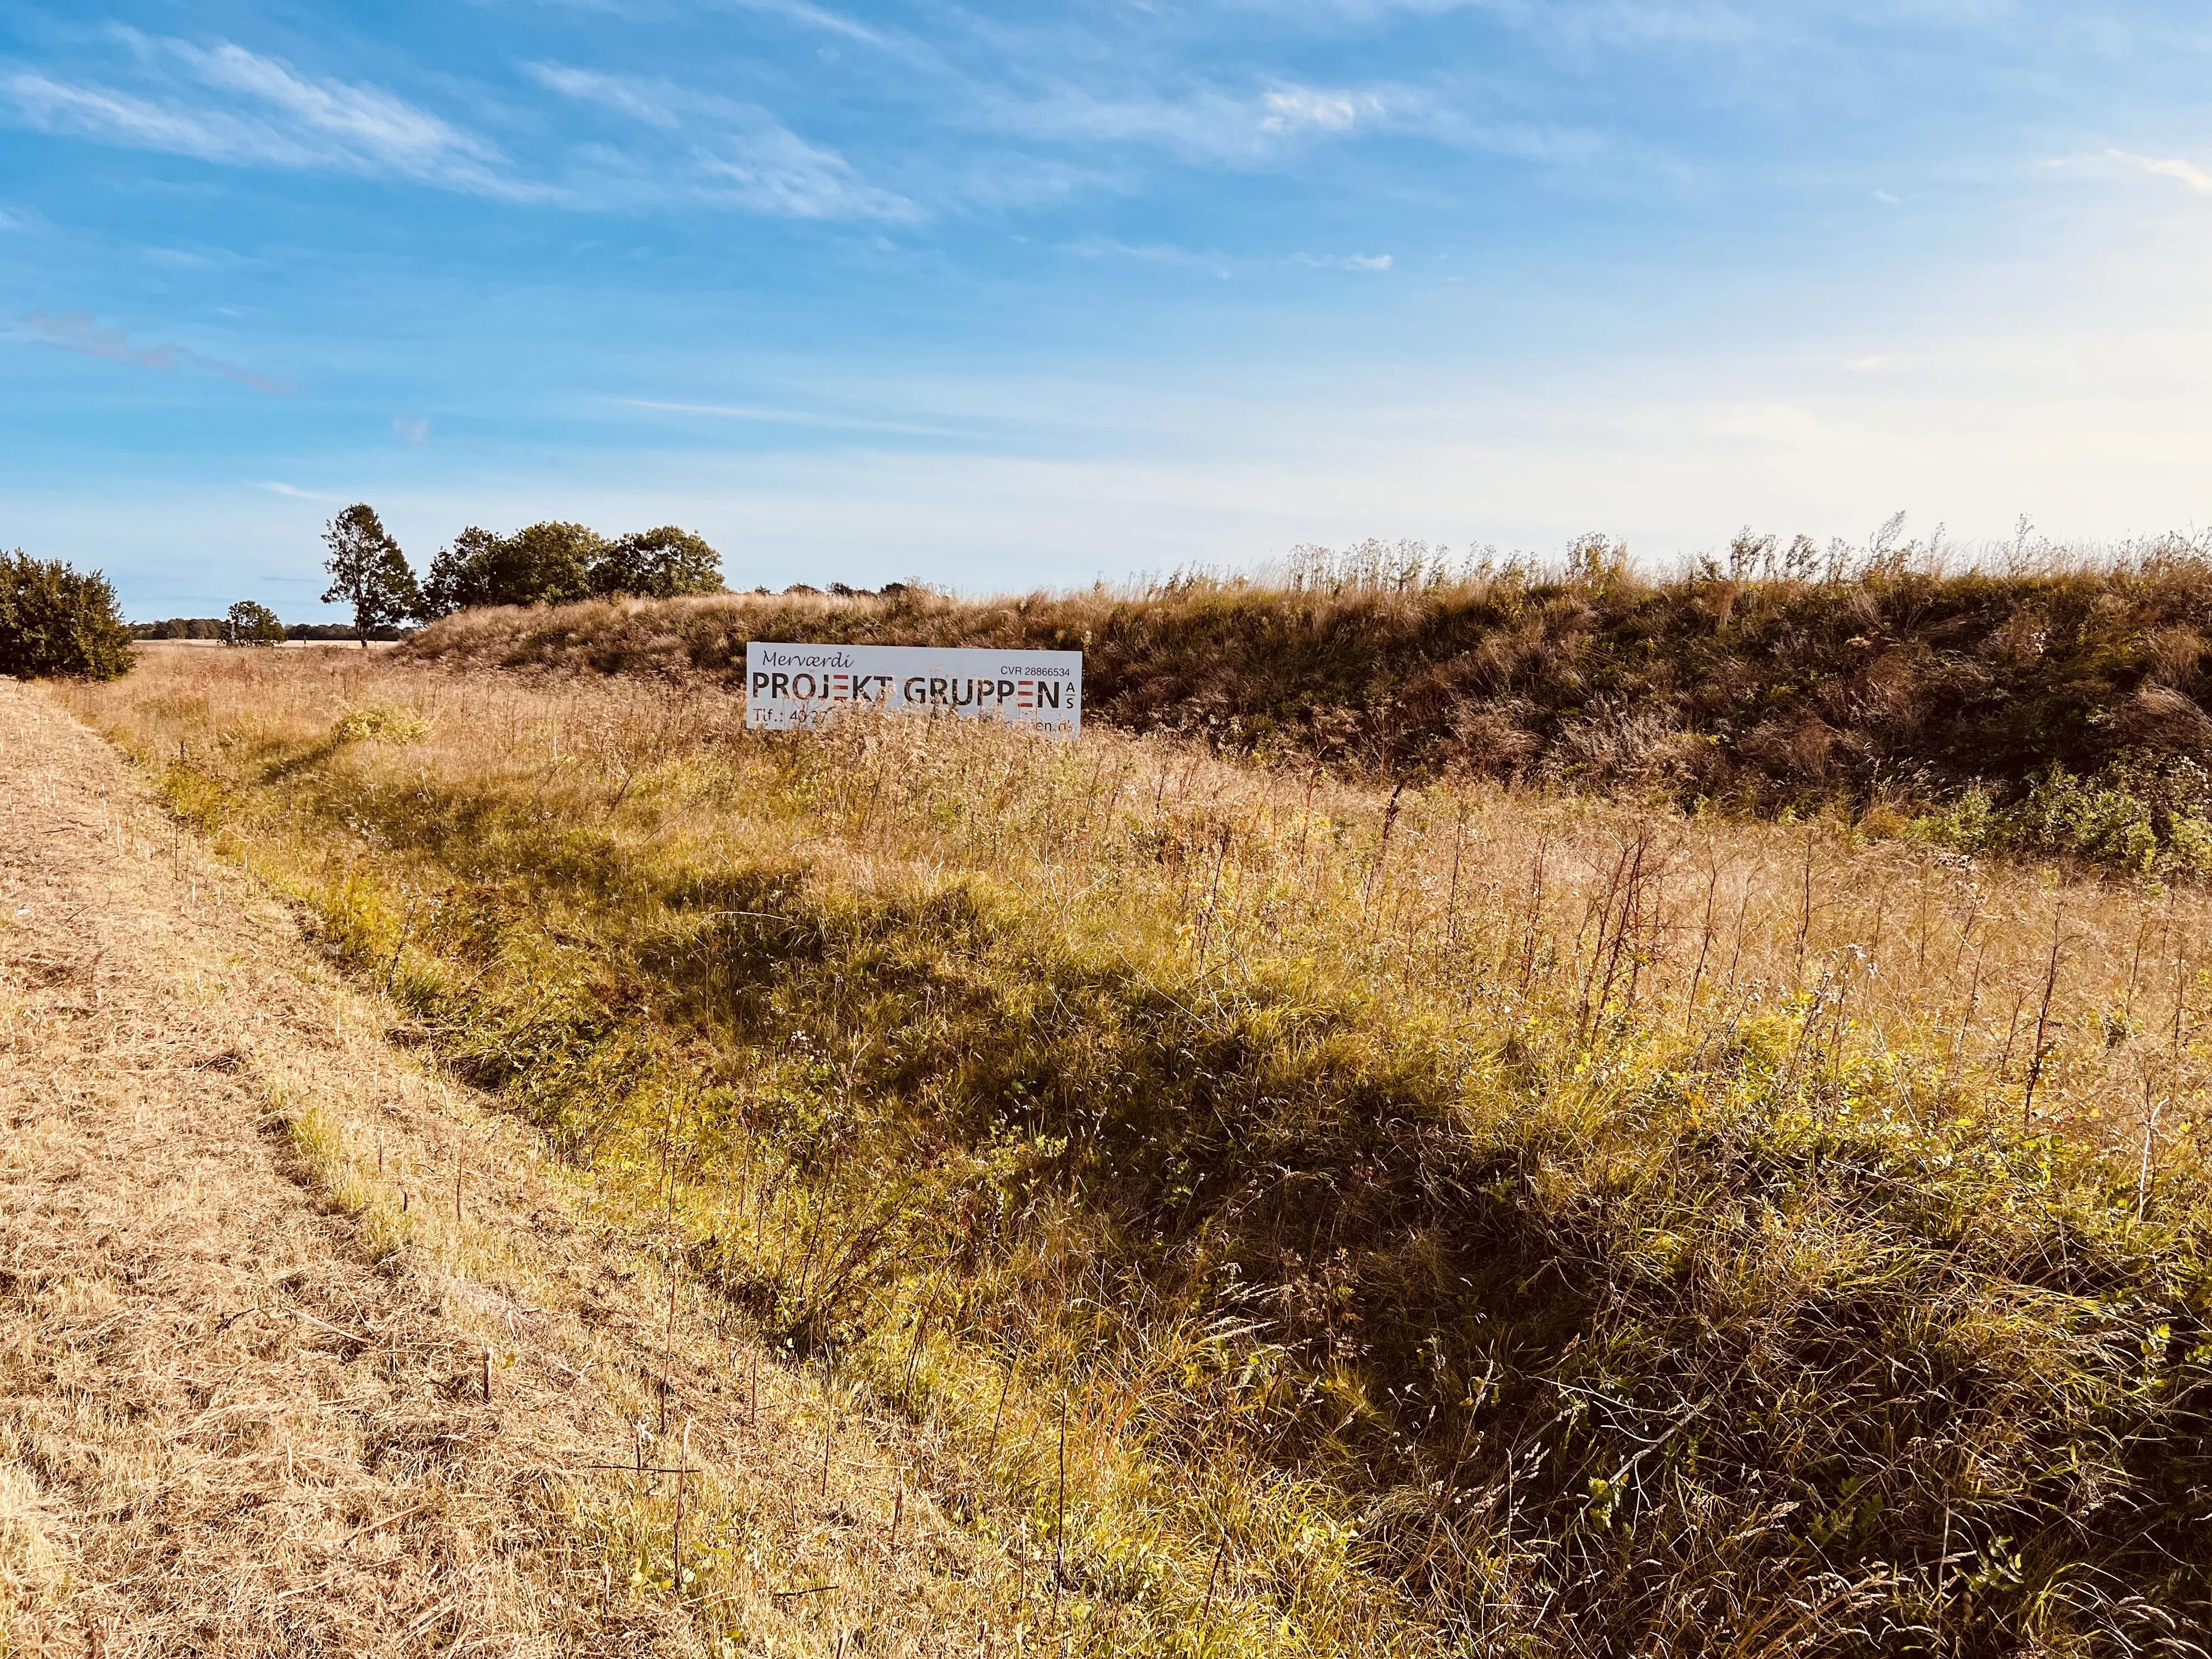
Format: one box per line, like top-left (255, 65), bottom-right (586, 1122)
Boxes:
top-left (69, 647), bottom-right (2212, 1655)
top-left (405, 539), bottom-right (2212, 877)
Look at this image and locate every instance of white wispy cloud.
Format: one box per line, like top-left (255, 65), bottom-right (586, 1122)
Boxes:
top-left (947, 153), bottom-right (1108, 210)
top-left (978, 82), bottom-right (1353, 164)
top-left (2106, 147), bottom-right (2212, 194)
top-left (1, 38), bottom-right (533, 198)
top-left (725, 0), bottom-right (887, 48)
top-left (526, 62), bottom-right (684, 130)
top-left (1290, 250), bottom-right (1394, 270)
top-left (527, 63), bottom-right (920, 221)
top-left (22, 310), bottom-right (294, 395)
top-left (970, 74), bottom-right (1600, 171)
top-left (1259, 85), bottom-right (1380, 134)
top-left (613, 397), bottom-right (972, 437)
top-left (1060, 236), bottom-right (1233, 279)
top-left (1241, 0), bottom-right (1778, 50)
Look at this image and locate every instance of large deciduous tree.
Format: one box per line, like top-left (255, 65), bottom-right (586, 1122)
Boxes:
top-left (225, 600), bottom-right (286, 646)
top-left (320, 505), bottom-right (422, 646)
top-left (590, 526), bottom-right (723, 599)
top-left (422, 522), bottom-right (601, 616)
top-left (418, 521), bottom-right (723, 617)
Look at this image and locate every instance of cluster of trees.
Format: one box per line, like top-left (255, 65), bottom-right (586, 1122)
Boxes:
top-left (2, 504), bottom-right (723, 680)
top-left (136, 614), bottom-right (378, 643)
top-left (320, 505), bottom-right (723, 644)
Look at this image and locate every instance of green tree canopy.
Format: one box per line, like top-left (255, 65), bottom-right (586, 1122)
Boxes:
top-left (225, 600), bottom-right (286, 647)
top-left (590, 526), bottom-right (724, 599)
top-left (420, 521), bottom-right (723, 617)
top-left (423, 522), bottom-right (602, 615)
top-left (0, 550), bottom-right (134, 681)
top-left (320, 505), bottom-right (422, 646)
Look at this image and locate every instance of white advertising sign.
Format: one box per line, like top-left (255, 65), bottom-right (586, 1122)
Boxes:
top-left (746, 642), bottom-right (1083, 735)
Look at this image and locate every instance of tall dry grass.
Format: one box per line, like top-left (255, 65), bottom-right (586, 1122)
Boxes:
top-left (61, 645), bottom-right (2212, 1655)
top-left (401, 539), bottom-right (2212, 881)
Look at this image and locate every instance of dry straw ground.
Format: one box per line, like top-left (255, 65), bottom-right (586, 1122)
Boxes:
top-left (40, 645), bottom-right (2212, 1655)
top-left (0, 677), bottom-right (1043, 1657)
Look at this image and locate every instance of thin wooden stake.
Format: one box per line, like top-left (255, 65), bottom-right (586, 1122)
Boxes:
top-left (2022, 916), bottom-right (2067, 1127)
top-left (2138, 1075), bottom-right (2162, 1223)
top-left (674, 1419), bottom-right (690, 1595)
top-left (985, 1357), bottom-right (1013, 1464)
top-left (1052, 1391), bottom-right (1068, 1623)
top-left (1199, 1527), bottom-right (1228, 1651)
top-left (659, 1253), bottom-right (678, 1436)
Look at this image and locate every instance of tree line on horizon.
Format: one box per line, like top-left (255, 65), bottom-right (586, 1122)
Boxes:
top-left (133, 605), bottom-right (363, 644)
top-left (320, 504), bottom-right (724, 645)
top-left (0, 504), bottom-right (725, 680)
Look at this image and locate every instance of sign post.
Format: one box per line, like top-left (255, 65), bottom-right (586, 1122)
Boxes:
top-left (745, 642), bottom-right (1082, 736)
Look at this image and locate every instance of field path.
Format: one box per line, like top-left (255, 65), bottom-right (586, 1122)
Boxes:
top-left (0, 682), bottom-right (989, 1656)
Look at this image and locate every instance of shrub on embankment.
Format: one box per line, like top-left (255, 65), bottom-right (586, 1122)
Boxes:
top-left (402, 540), bottom-right (2212, 876)
top-left (0, 549), bottom-right (134, 680)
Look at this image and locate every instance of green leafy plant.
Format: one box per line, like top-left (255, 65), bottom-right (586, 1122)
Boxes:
top-left (224, 599), bottom-right (287, 647)
top-left (0, 549), bottom-right (134, 680)
top-left (421, 521), bottom-right (723, 616)
top-left (320, 504), bottom-right (422, 646)
top-left (589, 525), bottom-right (722, 599)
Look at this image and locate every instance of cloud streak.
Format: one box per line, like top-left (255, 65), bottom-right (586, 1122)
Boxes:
top-left (527, 63), bottom-right (921, 220)
top-left (22, 310), bottom-right (294, 395)
top-left (3, 36), bottom-right (919, 221)
top-left (2, 38), bottom-right (534, 198)
top-left (614, 397), bottom-right (975, 436)
top-left (724, 0), bottom-right (888, 48)
top-left (1291, 250), bottom-right (1395, 270)
top-left (2106, 147), bottom-right (2212, 194)
top-left (966, 72), bottom-right (1602, 172)
top-left (1060, 236), bottom-right (1233, 279)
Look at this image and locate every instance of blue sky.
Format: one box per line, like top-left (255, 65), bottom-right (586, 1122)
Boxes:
top-left (4, 2), bottom-right (2211, 617)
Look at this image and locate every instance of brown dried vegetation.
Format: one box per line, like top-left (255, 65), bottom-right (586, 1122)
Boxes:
top-left (40, 645), bottom-right (2212, 1656)
top-left (0, 681), bottom-right (1046, 1656)
top-left (403, 542), bottom-right (2212, 817)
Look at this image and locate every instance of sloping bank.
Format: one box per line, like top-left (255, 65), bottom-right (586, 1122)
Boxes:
top-left (74, 650), bottom-right (2212, 1656)
top-left (404, 553), bottom-right (2212, 877)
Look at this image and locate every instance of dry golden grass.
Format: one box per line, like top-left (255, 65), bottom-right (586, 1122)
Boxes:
top-left (0, 678), bottom-right (1061, 1656)
top-left (120, 642), bottom-right (2212, 1158)
top-left (44, 646), bottom-right (2212, 1654)
top-left (400, 550), bottom-right (2212, 883)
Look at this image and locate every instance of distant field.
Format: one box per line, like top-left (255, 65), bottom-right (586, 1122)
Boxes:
top-left (133, 638), bottom-right (400, 651)
top-left (54, 642), bottom-right (2212, 1655)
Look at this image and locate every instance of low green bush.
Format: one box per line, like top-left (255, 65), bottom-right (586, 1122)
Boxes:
top-left (1918, 755), bottom-right (2212, 877)
top-left (0, 550), bottom-right (134, 681)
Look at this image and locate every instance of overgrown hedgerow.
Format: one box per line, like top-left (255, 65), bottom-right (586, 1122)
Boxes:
top-left (75, 651), bottom-right (2212, 1656)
